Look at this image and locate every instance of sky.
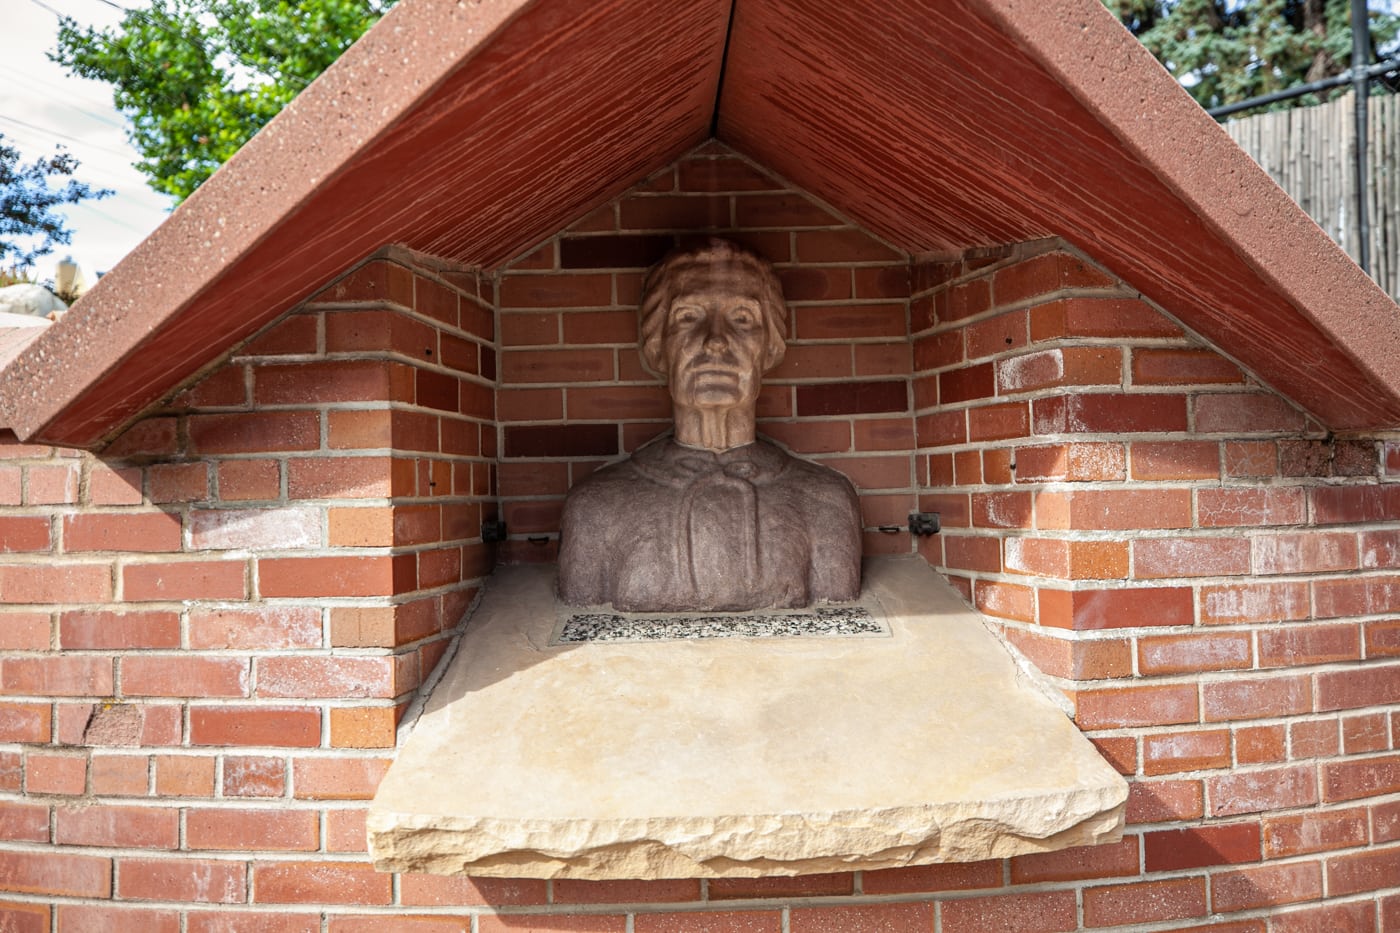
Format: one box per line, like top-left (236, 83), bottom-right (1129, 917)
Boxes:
top-left (2, 0), bottom-right (171, 282)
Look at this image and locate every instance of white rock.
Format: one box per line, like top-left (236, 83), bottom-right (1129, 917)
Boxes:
top-left (0, 284), bottom-right (67, 318)
top-left (368, 558), bottom-right (1127, 879)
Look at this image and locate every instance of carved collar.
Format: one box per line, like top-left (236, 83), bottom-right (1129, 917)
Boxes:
top-left (630, 436), bottom-right (791, 486)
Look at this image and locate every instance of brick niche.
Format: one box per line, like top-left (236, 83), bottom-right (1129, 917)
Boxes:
top-left (1, 143), bottom-right (1398, 930)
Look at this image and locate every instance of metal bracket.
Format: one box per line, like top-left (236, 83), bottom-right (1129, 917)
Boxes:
top-left (908, 512), bottom-right (940, 536)
top-left (481, 520), bottom-right (508, 543)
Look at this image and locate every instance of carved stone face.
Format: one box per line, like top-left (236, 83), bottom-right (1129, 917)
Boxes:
top-left (661, 262), bottom-right (770, 414)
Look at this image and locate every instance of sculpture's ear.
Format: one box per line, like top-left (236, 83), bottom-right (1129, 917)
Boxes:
top-left (762, 338), bottom-right (785, 374)
top-left (641, 331), bottom-right (668, 380)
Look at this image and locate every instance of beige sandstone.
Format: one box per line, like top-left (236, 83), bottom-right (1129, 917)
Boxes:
top-left (367, 557), bottom-right (1127, 879)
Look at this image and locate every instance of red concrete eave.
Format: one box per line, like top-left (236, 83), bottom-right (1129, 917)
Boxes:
top-left (3, 0), bottom-right (1399, 447)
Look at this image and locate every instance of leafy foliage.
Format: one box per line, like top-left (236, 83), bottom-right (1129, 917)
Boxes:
top-left (1106, 0), bottom-right (1400, 109)
top-left (0, 134), bottom-right (112, 269)
top-left (52, 0), bottom-right (393, 202)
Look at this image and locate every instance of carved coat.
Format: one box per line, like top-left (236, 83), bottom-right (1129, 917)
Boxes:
top-left (557, 436), bottom-right (862, 611)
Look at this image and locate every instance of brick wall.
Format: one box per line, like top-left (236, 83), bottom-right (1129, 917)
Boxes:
top-left (495, 142), bottom-right (919, 563)
top-left (1, 143), bottom-right (1398, 929)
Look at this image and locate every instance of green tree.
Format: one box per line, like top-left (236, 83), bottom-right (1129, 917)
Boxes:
top-left (52, 0), bottom-right (393, 202)
top-left (0, 133), bottom-right (112, 269)
top-left (1106, 0), bottom-right (1400, 109)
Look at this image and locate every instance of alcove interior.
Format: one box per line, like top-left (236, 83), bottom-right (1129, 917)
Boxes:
top-left (3, 0), bottom-right (1397, 884)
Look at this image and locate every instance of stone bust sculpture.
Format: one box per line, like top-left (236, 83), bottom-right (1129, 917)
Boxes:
top-left (557, 239), bottom-right (862, 612)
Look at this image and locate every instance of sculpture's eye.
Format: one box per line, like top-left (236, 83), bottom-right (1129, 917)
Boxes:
top-left (672, 305), bottom-right (701, 325)
top-left (730, 305), bottom-right (759, 328)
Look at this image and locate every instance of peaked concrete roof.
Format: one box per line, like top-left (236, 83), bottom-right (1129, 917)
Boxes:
top-left (3, 0), bottom-right (1398, 446)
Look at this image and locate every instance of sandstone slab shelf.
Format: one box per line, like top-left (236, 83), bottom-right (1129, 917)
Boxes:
top-left (367, 557), bottom-right (1127, 879)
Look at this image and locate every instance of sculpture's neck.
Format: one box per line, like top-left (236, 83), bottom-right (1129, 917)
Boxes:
top-left (672, 405), bottom-right (756, 452)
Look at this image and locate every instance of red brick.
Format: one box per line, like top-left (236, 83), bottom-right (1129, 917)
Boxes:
top-left (1243, 717), bottom-right (1282, 762)
top-left (0, 516), bottom-right (49, 552)
top-left (551, 878), bottom-right (700, 905)
top-left (940, 890), bottom-right (1076, 933)
top-left (1083, 877), bottom-right (1207, 928)
top-left (1076, 683), bottom-right (1198, 728)
top-left (0, 562), bottom-right (112, 604)
top-left (329, 918), bottom-right (474, 933)
top-left (1009, 836), bottom-right (1139, 883)
top-left (1003, 628), bottom-right (1132, 680)
top-left (1, 655), bottom-right (112, 695)
top-left (1038, 586), bottom-right (1194, 630)
top-left (104, 418), bottom-right (179, 458)
top-left (1030, 296), bottom-right (1180, 340)
top-left (478, 917), bottom-right (624, 933)
top-left (567, 385), bottom-right (670, 420)
top-left (329, 707), bottom-right (398, 748)
top-left (995, 346), bottom-right (1120, 392)
top-left (707, 874), bottom-right (852, 900)
top-left (994, 251), bottom-right (1115, 304)
top-left (1197, 487), bottom-right (1306, 527)
top-left (1203, 675), bottom-right (1311, 721)
top-left (941, 535), bottom-right (1002, 574)
top-left (791, 902), bottom-right (936, 933)
top-left (122, 656), bottom-right (249, 698)
top-left (0, 902), bottom-right (47, 933)
top-left (286, 456), bottom-right (400, 498)
top-left (1208, 763), bottom-right (1317, 816)
top-left (1138, 631), bottom-right (1252, 675)
top-left (971, 491), bottom-right (1032, 528)
top-left (1343, 711), bottom-right (1389, 753)
top-left (794, 228), bottom-right (901, 264)
top-left (222, 755), bottom-right (285, 797)
top-left (1211, 860), bottom-right (1322, 912)
top-left (1194, 393), bottom-right (1308, 433)
top-left (975, 579), bottom-right (1034, 622)
top-left (1361, 529), bottom-right (1400, 568)
top-left (291, 757), bottom-right (390, 800)
top-left (1036, 488), bottom-right (1192, 530)
top-left (0, 850), bottom-right (110, 899)
top-left (1313, 484), bottom-right (1400, 524)
top-left (504, 424), bottom-right (619, 459)
top-left (939, 363), bottom-right (994, 405)
top-left (189, 606), bottom-right (322, 650)
top-left (0, 701), bottom-right (50, 743)
top-left (1225, 440), bottom-right (1277, 477)
top-left (239, 313), bottom-right (321, 358)
top-left (768, 345), bottom-right (853, 381)
top-left (1142, 729), bottom-right (1230, 775)
top-left (190, 706), bottom-right (320, 747)
top-left (153, 755), bottom-right (216, 796)
top-left (1132, 348), bottom-right (1244, 385)
top-left (796, 380), bottom-right (907, 417)
top-left (633, 912), bottom-right (779, 933)
top-left (1315, 576), bottom-right (1400, 618)
top-left (1133, 537), bottom-right (1250, 579)
top-left (1254, 532), bottom-right (1358, 575)
top-left (25, 463), bottom-right (78, 504)
top-left (1199, 581), bottom-right (1309, 625)
top-left (1291, 718), bottom-right (1340, 758)
top-left (967, 401), bottom-right (1029, 441)
top-left (55, 802), bottom-right (178, 848)
top-left (0, 611), bottom-right (50, 650)
top-left (147, 462), bottom-right (210, 503)
top-left (1038, 391), bottom-right (1187, 436)
top-left (252, 860), bottom-right (392, 905)
top-left (1129, 440), bottom-right (1220, 480)
top-left (861, 860), bottom-right (1002, 894)
top-left (122, 560), bottom-right (246, 601)
top-left (1259, 623), bottom-right (1360, 668)
top-left (1323, 753), bottom-right (1400, 802)
top-left (216, 459), bottom-right (281, 501)
top-left (25, 752), bottom-right (87, 794)
top-left (187, 808), bottom-right (318, 851)
top-left (0, 800), bottom-right (49, 842)
top-left (117, 856), bottom-right (246, 903)
top-left (398, 873), bottom-right (548, 906)
top-left (1327, 845), bottom-right (1400, 895)
top-left (63, 511), bottom-right (182, 553)
top-left (56, 905), bottom-right (179, 933)
top-left (1144, 822), bottom-right (1260, 871)
top-left (1013, 443), bottom-right (1124, 482)
top-left (258, 556), bottom-right (405, 598)
top-left (498, 273), bottom-right (612, 309)
top-left (965, 309), bottom-right (1028, 360)
top-left (677, 156), bottom-right (779, 192)
top-left (257, 657), bottom-right (395, 700)
top-left (916, 410), bottom-right (965, 447)
top-left (913, 330), bottom-right (961, 371)
top-left (189, 411), bottom-right (320, 454)
top-left (1270, 901), bottom-right (1375, 933)
top-left (90, 753), bottom-right (148, 795)
top-left (1368, 619), bottom-right (1400, 657)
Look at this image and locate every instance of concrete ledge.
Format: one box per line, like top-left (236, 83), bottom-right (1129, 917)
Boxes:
top-left (367, 557), bottom-right (1127, 879)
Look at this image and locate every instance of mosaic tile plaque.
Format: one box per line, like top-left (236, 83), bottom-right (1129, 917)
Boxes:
top-left (554, 605), bottom-right (885, 644)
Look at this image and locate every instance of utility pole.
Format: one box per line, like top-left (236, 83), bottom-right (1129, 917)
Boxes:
top-left (1352, 0), bottom-right (1371, 274)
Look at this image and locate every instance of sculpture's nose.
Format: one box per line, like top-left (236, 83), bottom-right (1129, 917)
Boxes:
top-left (702, 314), bottom-right (729, 350)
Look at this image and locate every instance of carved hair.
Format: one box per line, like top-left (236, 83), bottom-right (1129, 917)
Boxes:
top-left (638, 239), bottom-right (788, 378)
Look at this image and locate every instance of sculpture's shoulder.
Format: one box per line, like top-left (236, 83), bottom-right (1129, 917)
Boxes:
top-left (758, 439), bottom-right (859, 507)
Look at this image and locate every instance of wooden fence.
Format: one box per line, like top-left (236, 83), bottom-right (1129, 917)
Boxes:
top-left (1225, 90), bottom-right (1398, 301)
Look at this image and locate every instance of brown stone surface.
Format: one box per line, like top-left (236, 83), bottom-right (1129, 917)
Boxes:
top-left (3, 0), bottom-right (1398, 444)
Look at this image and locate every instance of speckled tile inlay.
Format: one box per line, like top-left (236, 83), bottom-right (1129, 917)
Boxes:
top-left (554, 606), bottom-right (885, 644)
